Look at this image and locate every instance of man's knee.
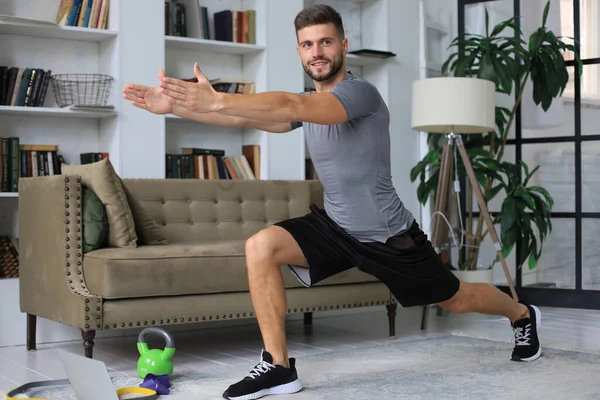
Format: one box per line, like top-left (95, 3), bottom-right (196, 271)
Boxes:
top-left (245, 226), bottom-right (308, 270)
top-left (437, 281), bottom-right (474, 314)
top-left (245, 227), bottom-right (279, 264)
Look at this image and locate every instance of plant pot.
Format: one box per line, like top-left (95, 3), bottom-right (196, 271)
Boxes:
top-left (452, 268), bottom-right (494, 284)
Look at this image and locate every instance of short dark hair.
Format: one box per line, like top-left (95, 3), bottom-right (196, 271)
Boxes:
top-left (294, 4), bottom-right (345, 39)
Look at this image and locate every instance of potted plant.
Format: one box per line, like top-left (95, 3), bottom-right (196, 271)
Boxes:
top-left (410, 1), bottom-right (582, 281)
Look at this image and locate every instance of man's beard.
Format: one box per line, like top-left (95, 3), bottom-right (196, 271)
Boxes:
top-left (303, 51), bottom-right (344, 82)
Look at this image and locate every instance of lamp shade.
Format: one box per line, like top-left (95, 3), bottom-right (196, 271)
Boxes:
top-left (411, 77), bottom-right (496, 134)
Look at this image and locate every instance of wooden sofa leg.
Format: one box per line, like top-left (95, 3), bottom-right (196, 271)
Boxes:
top-left (303, 312), bottom-right (313, 325)
top-left (386, 303), bottom-right (397, 338)
top-left (27, 314), bottom-right (37, 351)
top-left (82, 331), bottom-right (96, 359)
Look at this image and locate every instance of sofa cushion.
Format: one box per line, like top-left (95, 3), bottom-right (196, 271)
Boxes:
top-left (82, 186), bottom-right (108, 253)
top-left (83, 241), bottom-right (379, 299)
top-left (121, 179), bottom-right (168, 246)
top-left (62, 158), bottom-right (138, 248)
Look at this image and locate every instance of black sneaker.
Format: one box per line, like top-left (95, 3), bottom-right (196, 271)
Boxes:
top-left (511, 303), bottom-right (542, 361)
top-left (222, 350), bottom-right (303, 400)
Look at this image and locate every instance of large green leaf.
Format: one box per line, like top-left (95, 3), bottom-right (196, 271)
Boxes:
top-left (500, 197), bottom-right (518, 234)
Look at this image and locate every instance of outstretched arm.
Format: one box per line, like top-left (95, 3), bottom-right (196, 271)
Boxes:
top-left (212, 90), bottom-right (348, 125)
top-left (159, 62), bottom-right (351, 126)
top-left (171, 103), bottom-right (293, 133)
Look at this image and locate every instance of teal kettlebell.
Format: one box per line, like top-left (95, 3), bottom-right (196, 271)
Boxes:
top-left (137, 327), bottom-right (176, 379)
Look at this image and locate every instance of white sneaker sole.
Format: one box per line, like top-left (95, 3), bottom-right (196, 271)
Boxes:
top-left (517, 304), bottom-right (542, 362)
top-left (227, 379), bottom-right (303, 400)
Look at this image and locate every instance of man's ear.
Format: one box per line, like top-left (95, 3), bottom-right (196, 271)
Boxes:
top-left (342, 38), bottom-right (348, 55)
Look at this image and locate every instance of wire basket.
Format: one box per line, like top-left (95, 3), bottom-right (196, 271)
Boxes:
top-left (50, 73), bottom-right (113, 107)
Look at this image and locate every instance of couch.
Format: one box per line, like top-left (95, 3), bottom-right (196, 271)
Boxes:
top-left (18, 162), bottom-right (399, 358)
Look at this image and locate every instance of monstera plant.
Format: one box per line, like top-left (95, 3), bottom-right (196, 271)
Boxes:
top-left (410, 1), bottom-right (582, 272)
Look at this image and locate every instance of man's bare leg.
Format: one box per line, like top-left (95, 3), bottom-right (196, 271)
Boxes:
top-left (437, 281), bottom-right (528, 323)
top-left (245, 225), bottom-right (309, 368)
top-left (437, 280), bottom-right (542, 362)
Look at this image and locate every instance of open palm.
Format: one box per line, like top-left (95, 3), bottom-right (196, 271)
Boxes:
top-left (122, 69), bottom-right (172, 114)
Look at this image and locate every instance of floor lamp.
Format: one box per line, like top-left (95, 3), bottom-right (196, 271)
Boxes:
top-left (411, 77), bottom-right (518, 328)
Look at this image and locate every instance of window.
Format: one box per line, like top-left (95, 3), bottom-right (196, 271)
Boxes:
top-left (560, 0), bottom-right (600, 100)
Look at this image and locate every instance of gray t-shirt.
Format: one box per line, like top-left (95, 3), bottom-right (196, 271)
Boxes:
top-left (291, 71), bottom-right (414, 243)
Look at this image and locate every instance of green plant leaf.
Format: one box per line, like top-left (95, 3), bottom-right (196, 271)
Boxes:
top-left (518, 230), bottom-right (531, 269)
top-left (410, 148), bottom-right (441, 182)
top-left (491, 17), bottom-right (518, 38)
top-left (521, 193), bottom-right (536, 210)
top-left (478, 52), bottom-right (497, 82)
top-left (523, 164), bottom-right (540, 186)
top-left (542, 0), bottom-right (550, 28)
top-left (528, 253), bottom-right (538, 270)
top-left (481, 158), bottom-right (503, 171)
top-left (467, 147), bottom-right (493, 159)
top-left (501, 197), bottom-right (518, 234)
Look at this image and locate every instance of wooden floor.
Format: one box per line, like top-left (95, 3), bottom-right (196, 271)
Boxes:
top-left (1, 305), bottom-right (600, 394)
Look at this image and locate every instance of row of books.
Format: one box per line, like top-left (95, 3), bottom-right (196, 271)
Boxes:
top-left (55, 0), bottom-right (111, 29)
top-left (165, 0), bottom-right (196, 37)
top-left (180, 77), bottom-right (256, 95)
top-left (0, 67), bottom-right (52, 107)
top-left (165, 1), bottom-right (257, 44)
top-left (166, 153), bottom-right (256, 180)
top-left (211, 78), bottom-right (256, 95)
top-left (214, 9), bottom-right (257, 44)
top-left (0, 140), bottom-right (66, 192)
top-left (80, 152), bottom-right (110, 164)
top-left (1, 141), bottom-right (263, 191)
top-left (166, 146), bottom-right (260, 180)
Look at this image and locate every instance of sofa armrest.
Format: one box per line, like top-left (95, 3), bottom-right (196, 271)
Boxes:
top-left (18, 175), bottom-right (103, 331)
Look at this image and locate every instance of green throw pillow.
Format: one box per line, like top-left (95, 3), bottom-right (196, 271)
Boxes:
top-left (83, 185), bottom-right (108, 253)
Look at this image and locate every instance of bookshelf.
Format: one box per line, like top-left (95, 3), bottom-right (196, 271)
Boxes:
top-left (162, 0), bottom-right (271, 181)
top-left (0, 0), bottom-right (121, 194)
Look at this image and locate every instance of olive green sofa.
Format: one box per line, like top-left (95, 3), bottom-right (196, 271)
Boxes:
top-left (18, 160), bottom-right (398, 357)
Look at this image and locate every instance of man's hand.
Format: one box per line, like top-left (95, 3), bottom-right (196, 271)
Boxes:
top-left (122, 69), bottom-right (173, 114)
top-left (159, 62), bottom-right (220, 113)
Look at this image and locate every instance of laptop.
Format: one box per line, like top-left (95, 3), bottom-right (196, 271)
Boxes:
top-left (59, 351), bottom-right (120, 400)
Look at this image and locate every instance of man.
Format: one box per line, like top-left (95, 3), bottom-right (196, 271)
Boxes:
top-left (123, 4), bottom-right (542, 399)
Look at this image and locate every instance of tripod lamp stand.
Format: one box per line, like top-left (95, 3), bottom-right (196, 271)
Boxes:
top-left (411, 77), bottom-right (518, 301)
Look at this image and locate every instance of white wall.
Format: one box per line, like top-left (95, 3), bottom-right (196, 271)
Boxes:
top-left (387, 0), bottom-right (422, 219)
top-left (265, 0), bottom-right (305, 180)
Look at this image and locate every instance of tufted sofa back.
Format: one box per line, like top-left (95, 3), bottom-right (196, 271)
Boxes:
top-left (121, 179), bottom-right (324, 244)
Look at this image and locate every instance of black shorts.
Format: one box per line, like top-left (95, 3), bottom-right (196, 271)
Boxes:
top-left (274, 204), bottom-right (460, 307)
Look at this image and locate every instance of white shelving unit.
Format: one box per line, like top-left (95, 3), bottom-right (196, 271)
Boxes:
top-left (163, 0), bottom-right (271, 180)
top-left (0, 105), bottom-right (117, 118)
top-left (0, 18), bottom-right (118, 41)
top-left (0, 0), bottom-right (428, 347)
top-left (0, 0), bottom-right (124, 348)
top-left (165, 35), bottom-right (266, 53)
